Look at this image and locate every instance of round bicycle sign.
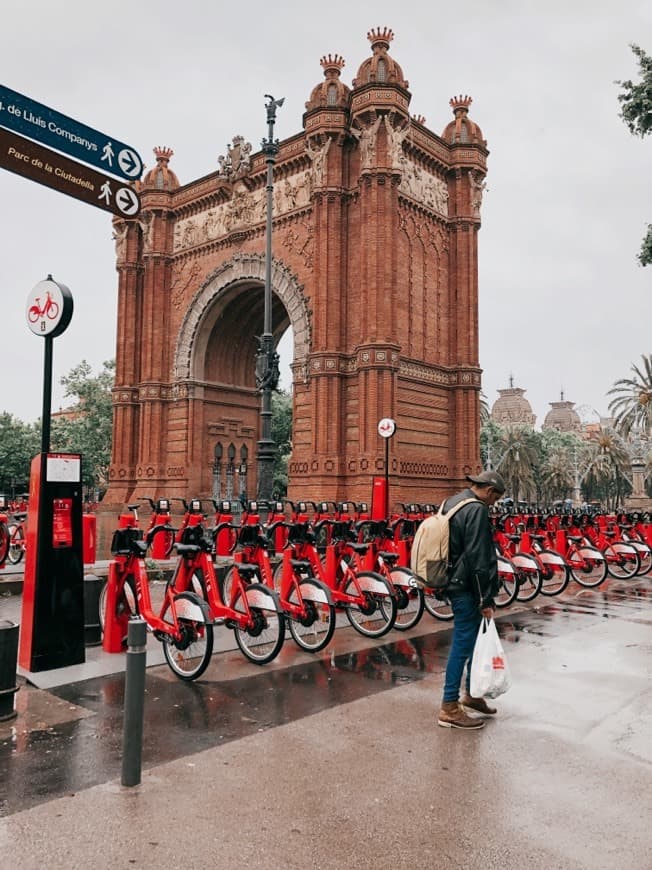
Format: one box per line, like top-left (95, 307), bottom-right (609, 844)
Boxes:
top-left (377, 417), bottom-right (396, 439)
top-left (26, 276), bottom-right (73, 337)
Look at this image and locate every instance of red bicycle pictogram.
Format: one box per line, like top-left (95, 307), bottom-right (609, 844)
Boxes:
top-left (28, 290), bottom-right (60, 323)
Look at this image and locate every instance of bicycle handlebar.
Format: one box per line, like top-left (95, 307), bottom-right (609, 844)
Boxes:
top-left (144, 524), bottom-right (176, 545)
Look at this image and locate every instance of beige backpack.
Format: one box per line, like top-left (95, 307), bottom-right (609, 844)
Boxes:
top-left (410, 498), bottom-right (477, 591)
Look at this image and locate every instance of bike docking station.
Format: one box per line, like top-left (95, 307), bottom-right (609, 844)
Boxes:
top-left (18, 277), bottom-right (86, 678)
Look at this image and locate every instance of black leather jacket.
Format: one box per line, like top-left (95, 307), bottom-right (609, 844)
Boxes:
top-left (442, 488), bottom-right (499, 607)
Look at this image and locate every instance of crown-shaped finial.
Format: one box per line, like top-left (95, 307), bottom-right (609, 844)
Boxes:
top-left (320, 54), bottom-right (345, 76)
top-left (153, 146), bottom-right (174, 164)
top-left (412, 113), bottom-right (426, 125)
top-left (367, 27), bottom-right (394, 50)
top-left (449, 95), bottom-right (473, 113)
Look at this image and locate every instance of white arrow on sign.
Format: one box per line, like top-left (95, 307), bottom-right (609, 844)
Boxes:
top-left (115, 187), bottom-right (140, 216)
top-left (117, 148), bottom-right (143, 178)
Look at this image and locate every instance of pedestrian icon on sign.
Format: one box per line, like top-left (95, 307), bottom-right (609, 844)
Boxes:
top-left (101, 141), bottom-right (114, 167)
top-left (99, 180), bottom-right (112, 204)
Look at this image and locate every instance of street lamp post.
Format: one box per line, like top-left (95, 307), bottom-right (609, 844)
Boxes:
top-left (256, 94), bottom-right (284, 502)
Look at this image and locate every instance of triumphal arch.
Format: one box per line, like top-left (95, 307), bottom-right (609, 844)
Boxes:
top-left (105, 27), bottom-right (488, 506)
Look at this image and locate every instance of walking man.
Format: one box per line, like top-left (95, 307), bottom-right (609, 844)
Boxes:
top-left (437, 470), bottom-right (505, 730)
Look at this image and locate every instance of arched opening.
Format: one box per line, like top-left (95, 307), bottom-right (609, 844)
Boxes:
top-left (174, 255), bottom-right (310, 499)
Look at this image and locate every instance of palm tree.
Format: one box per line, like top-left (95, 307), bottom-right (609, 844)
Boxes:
top-left (607, 354), bottom-right (652, 437)
top-left (584, 426), bottom-right (631, 510)
top-left (495, 426), bottom-right (537, 503)
top-left (541, 447), bottom-right (575, 504)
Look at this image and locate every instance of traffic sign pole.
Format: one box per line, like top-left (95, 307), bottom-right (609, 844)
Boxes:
top-left (0, 127), bottom-right (140, 218)
top-left (377, 418), bottom-right (397, 520)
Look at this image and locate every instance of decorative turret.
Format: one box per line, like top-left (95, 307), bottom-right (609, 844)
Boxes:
top-left (543, 391), bottom-right (581, 433)
top-left (491, 377), bottom-right (536, 428)
top-left (305, 54), bottom-right (350, 111)
top-left (352, 27), bottom-right (409, 89)
top-left (139, 146), bottom-right (180, 191)
top-left (441, 96), bottom-right (485, 146)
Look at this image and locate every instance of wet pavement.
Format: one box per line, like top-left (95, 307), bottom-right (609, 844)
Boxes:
top-left (1, 577), bottom-right (651, 868)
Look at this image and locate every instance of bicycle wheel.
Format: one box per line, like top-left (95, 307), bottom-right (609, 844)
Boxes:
top-left (568, 547), bottom-right (608, 588)
top-left (603, 543), bottom-right (640, 579)
top-left (388, 567), bottom-right (425, 631)
top-left (423, 590), bottom-right (454, 621)
top-left (7, 524), bottom-right (24, 564)
top-left (343, 572), bottom-right (397, 638)
top-left (494, 557), bottom-right (519, 608)
top-left (287, 578), bottom-right (336, 652)
top-left (536, 549), bottom-right (570, 596)
top-left (0, 522), bottom-right (9, 564)
top-left (46, 300), bottom-right (60, 320)
top-left (632, 542), bottom-right (652, 576)
top-left (161, 592), bottom-right (214, 680)
top-left (513, 554), bottom-right (542, 603)
top-left (232, 583), bottom-right (285, 664)
top-left (99, 577), bottom-right (137, 635)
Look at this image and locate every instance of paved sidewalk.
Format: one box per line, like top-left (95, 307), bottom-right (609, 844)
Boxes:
top-left (1, 579), bottom-right (652, 869)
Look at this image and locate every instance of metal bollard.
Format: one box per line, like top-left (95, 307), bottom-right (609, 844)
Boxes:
top-left (121, 617), bottom-right (147, 787)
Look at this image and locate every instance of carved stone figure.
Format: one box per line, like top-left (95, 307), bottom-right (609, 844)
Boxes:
top-left (112, 222), bottom-right (128, 259)
top-left (383, 114), bottom-right (410, 168)
top-left (218, 134), bottom-right (253, 179)
top-left (305, 137), bottom-right (331, 186)
top-left (138, 212), bottom-right (154, 252)
top-left (351, 115), bottom-right (382, 169)
top-left (469, 170), bottom-right (486, 215)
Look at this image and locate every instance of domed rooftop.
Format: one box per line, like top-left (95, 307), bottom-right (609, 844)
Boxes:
top-left (491, 378), bottom-right (536, 428)
top-left (352, 27), bottom-right (409, 89)
top-left (139, 146), bottom-right (179, 191)
top-left (543, 392), bottom-right (581, 433)
top-left (441, 96), bottom-right (485, 145)
top-left (305, 54), bottom-right (350, 111)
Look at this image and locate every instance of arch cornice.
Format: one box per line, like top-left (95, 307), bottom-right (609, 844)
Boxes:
top-left (174, 252), bottom-right (312, 382)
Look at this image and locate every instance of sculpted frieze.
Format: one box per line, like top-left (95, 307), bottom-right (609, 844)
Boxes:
top-left (173, 172), bottom-right (313, 253)
top-left (398, 158), bottom-right (449, 216)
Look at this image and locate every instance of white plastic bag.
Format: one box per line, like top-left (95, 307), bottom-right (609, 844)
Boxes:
top-left (469, 617), bottom-right (511, 699)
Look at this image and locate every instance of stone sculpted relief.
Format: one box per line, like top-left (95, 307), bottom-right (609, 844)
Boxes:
top-left (398, 158), bottom-right (449, 216)
top-left (217, 135), bottom-right (253, 179)
top-left (173, 172), bottom-right (313, 253)
top-left (351, 115), bottom-right (382, 169)
top-left (383, 114), bottom-right (410, 168)
top-left (469, 170), bottom-right (486, 217)
top-left (305, 137), bottom-right (331, 186)
top-left (112, 222), bottom-right (128, 260)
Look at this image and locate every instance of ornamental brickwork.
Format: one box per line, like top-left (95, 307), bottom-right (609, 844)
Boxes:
top-left (105, 28), bottom-right (489, 507)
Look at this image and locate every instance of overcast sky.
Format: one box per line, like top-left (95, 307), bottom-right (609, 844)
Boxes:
top-left (1, 0), bottom-right (650, 429)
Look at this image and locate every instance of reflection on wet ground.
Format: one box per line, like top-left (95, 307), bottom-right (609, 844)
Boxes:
top-left (1, 576), bottom-right (650, 817)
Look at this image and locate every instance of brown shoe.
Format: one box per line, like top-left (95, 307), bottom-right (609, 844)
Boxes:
top-left (461, 694), bottom-right (497, 715)
top-left (437, 701), bottom-right (485, 730)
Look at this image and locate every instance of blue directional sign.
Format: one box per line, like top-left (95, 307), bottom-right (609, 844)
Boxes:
top-left (0, 84), bottom-right (143, 182)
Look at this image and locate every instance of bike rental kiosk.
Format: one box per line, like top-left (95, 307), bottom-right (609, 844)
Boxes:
top-left (19, 453), bottom-right (85, 672)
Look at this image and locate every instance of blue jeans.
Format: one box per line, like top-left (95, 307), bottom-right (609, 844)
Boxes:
top-left (442, 591), bottom-right (482, 702)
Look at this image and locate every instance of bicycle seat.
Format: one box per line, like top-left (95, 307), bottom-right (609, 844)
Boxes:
top-left (567, 535), bottom-right (583, 543)
top-left (347, 543), bottom-right (369, 554)
top-left (378, 550), bottom-right (399, 563)
top-left (235, 563), bottom-right (259, 578)
top-left (131, 539), bottom-right (148, 557)
top-left (175, 543), bottom-right (201, 556)
top-left (604, 531), bottom-right (616, 538)
top-left (531, 534), bottom-right (546, 542)
top-left (127, 504), bottom-right (140, 511)
top-left (507, 534), bottom-right (521, 542)
top-left (12, 512), bottom-right (27, 521)
top-left (290, 559), bottom-right (312, 572)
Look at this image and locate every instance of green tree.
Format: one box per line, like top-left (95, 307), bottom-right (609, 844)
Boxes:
top-left (271, 389), bottom-right (292, 497)
top-left (51, 359), bottom-right (115, 496)
top-left (607, 353), bottom-right (652, 437)
top-left (616, 44), bottom-right (652, 265)
top-left (0, 413), bottom-right (40, 495)
top-left (584, 427), bottom-right (631, 510)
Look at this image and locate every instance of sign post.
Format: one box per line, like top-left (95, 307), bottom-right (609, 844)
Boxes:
top-left (0, 84), bottom-right (143, 181)
top-left (0, 128), bottom-right (140, 217)
top-left (19, 277), bottom-right (85, 673)
top-left (377, 418), bottom-right (397, 520)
